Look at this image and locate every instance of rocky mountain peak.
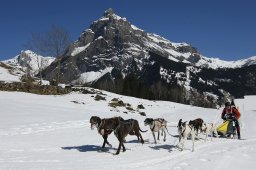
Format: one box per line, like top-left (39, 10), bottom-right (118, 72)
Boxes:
top-left (104, 8), bottom-right (115, 17)
top-left (41, 9), bottom-right (256, 108)
top-left (3, 50), bottom-right (55, 75)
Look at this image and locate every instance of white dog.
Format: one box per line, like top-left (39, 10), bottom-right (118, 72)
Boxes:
top-left (201, 122), bottom-right (218, 141)
top-left (144, 118), bottom-right (168, 143)
top-left (177, 119), bottom-right (196, 152)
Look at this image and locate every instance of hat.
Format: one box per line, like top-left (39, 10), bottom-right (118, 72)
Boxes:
top-left (225, 102), bottom-right (231, 107)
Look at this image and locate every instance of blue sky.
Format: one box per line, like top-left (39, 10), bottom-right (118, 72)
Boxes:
top-left (0, 0), bottom-right (255, 61)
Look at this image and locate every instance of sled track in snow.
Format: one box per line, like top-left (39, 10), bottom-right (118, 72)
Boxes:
top-left (116, 135), bottom-right (256, 170)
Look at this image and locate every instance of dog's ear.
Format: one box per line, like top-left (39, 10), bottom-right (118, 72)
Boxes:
top-left (96, 116), bottom-right (101, 122)
top-left (178, 119), bottom-right (182, 127)
top-left (182, 122), bottom-right (187, 127)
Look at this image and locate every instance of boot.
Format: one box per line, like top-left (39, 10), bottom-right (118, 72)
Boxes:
top-left (237, 127), bottom-right (241, 139)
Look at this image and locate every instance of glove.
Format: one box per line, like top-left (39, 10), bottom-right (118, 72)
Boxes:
top-left (225, 114), bottom-right (229, 119)
top-left (225, 113), bottom-right (233, 119)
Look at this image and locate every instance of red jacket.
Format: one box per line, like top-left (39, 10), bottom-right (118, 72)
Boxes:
top-left (221, 107), bottom-right (241, 120)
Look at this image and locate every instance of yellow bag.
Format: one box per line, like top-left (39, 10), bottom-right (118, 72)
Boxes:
top-left (217, 121), bottom-right (229, 135)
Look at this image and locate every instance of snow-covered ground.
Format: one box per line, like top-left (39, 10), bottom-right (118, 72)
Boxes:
top-left (0, 90), bottom-right (255, 170)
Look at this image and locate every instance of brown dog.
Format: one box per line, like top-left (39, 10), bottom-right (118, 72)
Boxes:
top-left (188, 118), bottom-right (204, 136)
top-left (90, 116), bottom-right (123, 148)
top-left (113, 119), bottom-right (147, 155)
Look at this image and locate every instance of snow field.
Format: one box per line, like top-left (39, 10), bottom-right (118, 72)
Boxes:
top-left (0, 90), bottom-right (256, 170)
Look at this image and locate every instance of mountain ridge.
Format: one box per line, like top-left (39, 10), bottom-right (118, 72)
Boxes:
top-left (3, 50), bottom-right (55, 75)
top-left (0, 50), bottom-right (54, 83)
top-left (1, 9), bottom-right (256, 107)
top-left (39, 9), bottom-right (256, 107)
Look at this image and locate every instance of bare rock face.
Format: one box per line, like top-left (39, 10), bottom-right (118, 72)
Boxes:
top-left (77, 29), bottom-right (95, 47)
top-left (42, 9), bottom-right (150, 83)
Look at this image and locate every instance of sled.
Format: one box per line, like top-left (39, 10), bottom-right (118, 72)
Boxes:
top-left (217, 120), bottom-right (236, 137)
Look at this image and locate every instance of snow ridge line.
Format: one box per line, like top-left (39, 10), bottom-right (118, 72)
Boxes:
top-left (0, 120), bottom-right (89, 136)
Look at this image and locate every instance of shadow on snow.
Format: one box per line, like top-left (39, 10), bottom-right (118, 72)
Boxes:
top-left (125, 139), bottom-right (149, 144)
top-left (62, 145), bottom-right (111, 153)
top-left (61, 145), bottom-right (131, 153)
top-left (149, 144), bottom-right (177, 152)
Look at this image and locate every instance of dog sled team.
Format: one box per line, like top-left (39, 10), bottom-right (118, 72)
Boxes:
top-left (90, 99), bottom-right (241, 155)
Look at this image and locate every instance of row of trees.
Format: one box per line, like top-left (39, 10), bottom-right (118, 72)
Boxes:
top-left (93, 74), bottom-right (216, 108)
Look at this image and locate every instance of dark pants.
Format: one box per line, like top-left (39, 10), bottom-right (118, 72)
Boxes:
top-left (229, 117), bottom-right (240, 139)
top-left (233, 118), bottom-right (241, 138)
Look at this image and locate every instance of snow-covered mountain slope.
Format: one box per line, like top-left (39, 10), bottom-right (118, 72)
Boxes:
top-left (0, 90), bottom-right (255, 170)
top-left (0, 62), bottom-right (21, 82)
top-left (3, 50), bottom-right (55, 76)
top-left (146, 33), bottom-right (256, 69)
top-left (191, 54), bottom-right (256, 69)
